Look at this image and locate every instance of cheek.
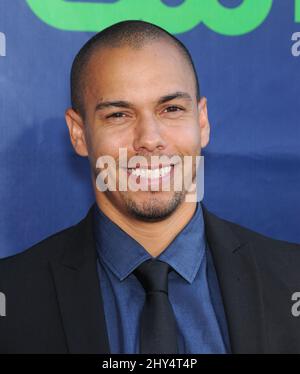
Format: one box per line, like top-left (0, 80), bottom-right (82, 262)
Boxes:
top-left (86, 124), bottom-right (126, 161)
top-left (166, 123), bottom-right (201, 155)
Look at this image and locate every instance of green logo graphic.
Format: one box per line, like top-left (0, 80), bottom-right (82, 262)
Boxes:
top-left (296, 0), bottom-right (300, 22)
top-left (26, 0), bottom-right (298, 36)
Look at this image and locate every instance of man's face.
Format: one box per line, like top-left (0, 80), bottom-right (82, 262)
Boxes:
top-left (66, 40), bottom-right (210, 220)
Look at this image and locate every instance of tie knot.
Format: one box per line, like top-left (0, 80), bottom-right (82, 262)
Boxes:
top-left (134, 259), bottom-right (170, 294)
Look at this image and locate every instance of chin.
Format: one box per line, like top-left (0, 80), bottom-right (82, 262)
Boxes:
top-left (121, 190), bottom-right (185, 221)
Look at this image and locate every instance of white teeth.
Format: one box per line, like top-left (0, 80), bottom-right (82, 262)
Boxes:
top-left (159, 166), bottom-right (171, 177)
top-left (130, 166), bottom-right (171, 178)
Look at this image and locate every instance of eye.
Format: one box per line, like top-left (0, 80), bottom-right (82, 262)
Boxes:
top-left (106, 112), bottom-right (126, 119)
top-left (163, 106), bottom-right (184, 113)
top-left (160, 105), bottom-right (185, 120)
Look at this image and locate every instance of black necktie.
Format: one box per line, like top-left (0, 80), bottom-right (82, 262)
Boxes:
top-left (133, 259), bottom-right (179, 354)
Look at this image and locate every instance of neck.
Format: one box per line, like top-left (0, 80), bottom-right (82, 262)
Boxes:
top-left (95, 194), bottom-right (197, 257)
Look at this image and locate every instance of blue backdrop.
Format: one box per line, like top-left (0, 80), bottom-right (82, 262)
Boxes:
top-left (0, 0), bottom-right (299, 258)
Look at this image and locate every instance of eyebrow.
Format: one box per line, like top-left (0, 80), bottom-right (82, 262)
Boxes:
top-left (94, 91), bottom-right (193, 112)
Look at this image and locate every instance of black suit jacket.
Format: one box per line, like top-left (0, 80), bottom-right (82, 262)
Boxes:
top-left (1, 203), bottom-right (300, 354)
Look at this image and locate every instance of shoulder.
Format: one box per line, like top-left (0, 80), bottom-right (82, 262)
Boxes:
top-left (203, 205), bottom-right (299, 250)
top-left (226, 215), bottom-right (298, 249)
top-left (0, 226), bottom-right (73, 278)
top-left (203, 207), bottom-right (300, 280)
top-left (0, 207), bottom-right (93, 273)
top-left (225, 216), bottom-right (299, 254)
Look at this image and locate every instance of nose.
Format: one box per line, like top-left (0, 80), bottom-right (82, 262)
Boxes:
top-left (133, 114), bottom-right (167, 153)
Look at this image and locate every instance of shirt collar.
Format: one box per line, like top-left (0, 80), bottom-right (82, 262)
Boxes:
top-left (93, 202), bottom-right (206, 284)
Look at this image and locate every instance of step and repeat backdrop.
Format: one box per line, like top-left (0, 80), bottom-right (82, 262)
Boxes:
top-left (0, 0), bottom-right (299, 257)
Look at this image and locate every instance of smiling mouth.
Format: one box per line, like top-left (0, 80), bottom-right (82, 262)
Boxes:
top-left (127, 165), bottom-right (173, 178)
top-left (125, 164), bottom-right (176, 189)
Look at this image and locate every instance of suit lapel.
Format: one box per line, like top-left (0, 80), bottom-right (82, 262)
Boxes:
top-left (202, 204), bottom-right (267, 353)
top-left (50, 205), bottom-right (110, 354)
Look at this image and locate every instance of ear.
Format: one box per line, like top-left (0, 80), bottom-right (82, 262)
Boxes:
top-left (197, 97), bottom-right (210, 149)
top-left (65, 108), bottom-right (88, 157)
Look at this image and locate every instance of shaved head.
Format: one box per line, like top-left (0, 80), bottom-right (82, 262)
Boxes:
top-left (70, 20), bottom-right (201, 118)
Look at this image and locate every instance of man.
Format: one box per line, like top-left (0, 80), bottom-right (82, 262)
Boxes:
top-left (0, 20), bottom-right (300, 354)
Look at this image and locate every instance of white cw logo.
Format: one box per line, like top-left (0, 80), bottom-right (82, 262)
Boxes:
top-left (0, 32), bottom-right (6, 57)
top-left (0, 292), bottom-right (6, 317)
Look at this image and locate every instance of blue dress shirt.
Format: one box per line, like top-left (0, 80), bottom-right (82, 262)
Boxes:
top-left (92, 202), bottom-right (231, 354)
